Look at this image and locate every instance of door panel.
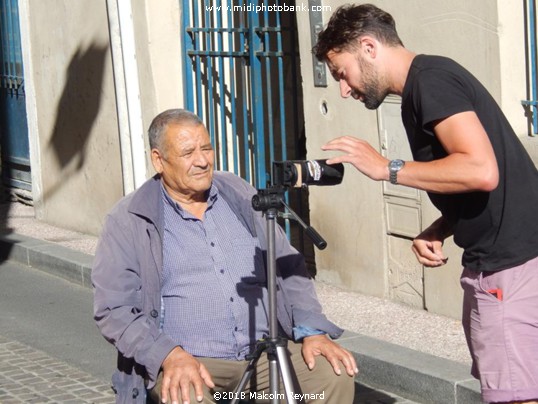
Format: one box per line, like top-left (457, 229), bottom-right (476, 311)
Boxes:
top-left (0, 0), bottom-right (30, 191)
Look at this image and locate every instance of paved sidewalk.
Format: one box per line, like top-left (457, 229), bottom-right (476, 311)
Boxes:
top-left (0, 335), bottom-right (115, 404)
top-left (0, 200), bottom-right (483, 403)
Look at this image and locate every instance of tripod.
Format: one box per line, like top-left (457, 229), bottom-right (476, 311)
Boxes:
top-left (230, 187), bottom-right (327, 404)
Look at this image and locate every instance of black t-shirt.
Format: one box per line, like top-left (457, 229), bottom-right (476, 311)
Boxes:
top-left (401, 54), bottom-right (538, 271)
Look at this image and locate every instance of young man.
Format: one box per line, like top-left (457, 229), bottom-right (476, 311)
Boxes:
top-left (314, 4), bottom-right (538, 403)
top-left (92, 109), bottom-right (357, 404)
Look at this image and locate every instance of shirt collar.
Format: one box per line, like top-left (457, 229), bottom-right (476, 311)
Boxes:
top-left (160, 181), bottom-right (219, 216)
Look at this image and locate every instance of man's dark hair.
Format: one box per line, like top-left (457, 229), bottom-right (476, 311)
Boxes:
top-left (313, 3), bottom-right (403, 61)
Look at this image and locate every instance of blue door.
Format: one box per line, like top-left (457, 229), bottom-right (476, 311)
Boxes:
top-left (0, 0), bottom-right (31, 191)
top-left (181, 0), bottom-right (305, 189)
top-left (181, 0), bottom-right (315, 263)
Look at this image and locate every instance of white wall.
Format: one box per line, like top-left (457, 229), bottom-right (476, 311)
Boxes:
top-left (20, 0), bottom-right (185, 235)
top-left (20, 0), bottom-right (123, 235)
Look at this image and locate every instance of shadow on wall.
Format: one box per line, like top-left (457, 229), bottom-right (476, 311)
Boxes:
top-left (44, 43), bottom-right (109, 201)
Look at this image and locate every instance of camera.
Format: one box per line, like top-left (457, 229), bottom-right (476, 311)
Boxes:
top-left (271, 159), bottom-right (344, 188)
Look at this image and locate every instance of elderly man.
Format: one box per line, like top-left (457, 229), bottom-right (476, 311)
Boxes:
top-left (92, 109), bottom-right (357, 404)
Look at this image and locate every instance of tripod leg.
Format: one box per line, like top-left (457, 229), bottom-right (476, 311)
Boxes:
top-left (275, 345), bottom-right (301, 404)
top-left (230, 356), bottom-right (257, 404)
top-left (268, 352), bottom-right (280, 403)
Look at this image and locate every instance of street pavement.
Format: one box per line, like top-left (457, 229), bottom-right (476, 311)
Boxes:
top-left (0, 260), bottom-right (115, 403)
top-left (0, 259), bottom-right (421, 403)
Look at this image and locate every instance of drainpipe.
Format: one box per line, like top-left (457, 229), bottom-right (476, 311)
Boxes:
top-left (106, 0), bottom-right (147, 193)
top-left (18, 0), bottom-right (43, 207)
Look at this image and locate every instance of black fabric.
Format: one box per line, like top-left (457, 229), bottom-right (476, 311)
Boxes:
top-left (401, 54), bottom-right (538, 271)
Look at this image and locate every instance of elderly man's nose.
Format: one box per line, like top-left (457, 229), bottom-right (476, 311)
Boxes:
top-left (193, 149), bottom-right (210, 165)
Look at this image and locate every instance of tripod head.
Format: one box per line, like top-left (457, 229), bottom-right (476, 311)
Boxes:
top-left (251, 186), bottom-right (285, 211)
top-left (251, 185), bottom-right (327, 250)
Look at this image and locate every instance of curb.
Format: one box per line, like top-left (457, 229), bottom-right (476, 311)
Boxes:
top-left (0, 232), bottom-right (482, 404)
top-left (339, 333), bottom-right (481, 403)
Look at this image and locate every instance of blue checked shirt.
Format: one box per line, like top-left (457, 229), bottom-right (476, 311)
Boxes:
top-left (161, 183), bottom-right (270, 360)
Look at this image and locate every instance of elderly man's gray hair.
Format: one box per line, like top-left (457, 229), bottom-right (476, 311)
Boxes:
top-left (148, 109), bottom-right (204, 151)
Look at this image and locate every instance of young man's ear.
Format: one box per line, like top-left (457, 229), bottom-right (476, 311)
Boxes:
top-left (360, 36), bottom-right (377, 58)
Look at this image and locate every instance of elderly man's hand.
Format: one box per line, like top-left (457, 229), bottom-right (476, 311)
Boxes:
top-left (161, 346), bottom-right (215, 404)
top-left (301, 334), bottom-right (359, 377)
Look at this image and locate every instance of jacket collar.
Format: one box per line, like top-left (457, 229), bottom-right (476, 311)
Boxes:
top-left (126, 172), bottom-right (257, 237)
top-left (127, 175), bottom-right (164, 231)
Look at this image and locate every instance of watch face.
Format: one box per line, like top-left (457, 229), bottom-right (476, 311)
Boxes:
top-left (390, 159), bottom-right (404, 171)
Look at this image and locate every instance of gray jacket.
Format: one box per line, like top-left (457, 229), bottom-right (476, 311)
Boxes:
top-left (92, 172), bottom-right (343, 403)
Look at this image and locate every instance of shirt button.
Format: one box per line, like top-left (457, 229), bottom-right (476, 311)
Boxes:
top-left (210, 242), bottom-right (215, 247)
top-left (220, 269), bottom-right (224, 274)
top-left (150, 309), bottom-right (158, 318)
top-left (230, 297), bottom-right (234, 302)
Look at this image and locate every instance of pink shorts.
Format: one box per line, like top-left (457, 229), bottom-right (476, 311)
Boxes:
top-left (461, 256), bottom-right (538, 403)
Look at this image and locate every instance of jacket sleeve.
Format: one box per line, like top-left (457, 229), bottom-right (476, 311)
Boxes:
top-left (273, 222), bottom-right (344, 340)
top-left (92, 212), bottom-right (176, 386)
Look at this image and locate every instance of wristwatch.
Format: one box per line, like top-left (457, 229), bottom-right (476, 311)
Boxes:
top-left (388, 159), bottom-right (405, 185)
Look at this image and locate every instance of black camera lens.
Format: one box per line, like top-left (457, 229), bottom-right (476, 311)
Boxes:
top-left (272, 159), bottom-right (344, 188)
top-left (299, 159), bottom-right (344, 187)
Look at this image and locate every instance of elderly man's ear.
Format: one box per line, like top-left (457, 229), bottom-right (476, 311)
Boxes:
top-left (151, 149), bottom-right (164, 174)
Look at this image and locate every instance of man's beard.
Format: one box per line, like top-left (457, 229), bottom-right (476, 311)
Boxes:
top-left (357, 56), bottom-right (388, 110)
top-left (361, 80), bottom-right (388, 110)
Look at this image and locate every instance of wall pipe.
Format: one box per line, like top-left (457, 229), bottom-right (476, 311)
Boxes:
top-left (106, 0), bottom-right (134, 193)
top-left (106, 0), bottom-right (147, 192)
top-left (17, 0), bottom-right (44, 207)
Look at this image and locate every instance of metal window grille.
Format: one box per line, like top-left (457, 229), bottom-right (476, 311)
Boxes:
top-left (0, 0), bottom-right (23, 93)
top-left (181, 0), bottom-right (304, 188)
